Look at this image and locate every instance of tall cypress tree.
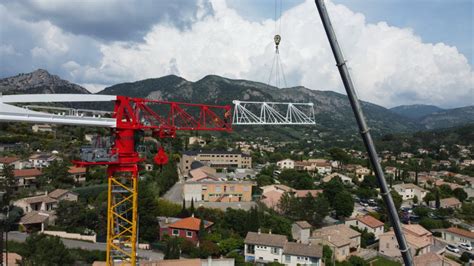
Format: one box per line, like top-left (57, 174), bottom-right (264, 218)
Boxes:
top-left (190, 198), bottom-right (195, 215)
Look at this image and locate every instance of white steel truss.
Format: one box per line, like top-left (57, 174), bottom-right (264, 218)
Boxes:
top-left (232, 100), bottom-right (315, 125)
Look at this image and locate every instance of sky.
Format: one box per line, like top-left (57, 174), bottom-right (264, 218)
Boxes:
top-left (0, 0), bottom-right (472, 108)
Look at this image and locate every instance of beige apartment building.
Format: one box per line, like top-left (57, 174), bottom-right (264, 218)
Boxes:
top-left (180, 150), bottom-right (252, 175)
top-left (184, 180), bottom-right (255, 202)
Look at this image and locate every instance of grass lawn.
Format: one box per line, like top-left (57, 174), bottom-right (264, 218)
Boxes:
top-left (369, 256), bottom-right (401, 266)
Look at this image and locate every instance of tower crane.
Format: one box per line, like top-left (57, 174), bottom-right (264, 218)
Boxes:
top-left (0, 93), bottom-right (315, 265)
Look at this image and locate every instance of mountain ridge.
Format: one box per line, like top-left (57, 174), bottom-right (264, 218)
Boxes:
top-left (0, 69), bottom-right (90, 95)
top-left (1, 70), bottom-right (472, 133)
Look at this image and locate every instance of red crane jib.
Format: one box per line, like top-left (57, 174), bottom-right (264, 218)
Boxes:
top-left (74, 96), bottom-right (232, 170)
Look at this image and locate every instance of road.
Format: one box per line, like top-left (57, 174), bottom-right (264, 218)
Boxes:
top-left (162, 182), bottom-right (184, 203)
top-left (5, 231), bottom-right (164, 260)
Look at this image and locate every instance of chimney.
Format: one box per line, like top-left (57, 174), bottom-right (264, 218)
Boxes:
top-left (165, 217), bottom-right (169, 224)
top-left (208, 256), bottom-right (212, 266)
top-left (258, 228), bottom-right (261, 234)
top-left (269, 229), bottom-right (272, 235)
top-left (191, 213), bottom-right (195, 218)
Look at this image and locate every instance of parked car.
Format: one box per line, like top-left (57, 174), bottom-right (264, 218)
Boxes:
top-left (446, 244), bottom-right (460, 253)
top-left (458, 243), bottom-right (473, 251)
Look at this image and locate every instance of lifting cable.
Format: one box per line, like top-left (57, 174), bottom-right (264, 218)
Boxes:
top-left (267, 0), bottom-right (288, 88)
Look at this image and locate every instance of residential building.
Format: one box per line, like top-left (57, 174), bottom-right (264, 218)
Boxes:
top-left (19, 211), bottom-right (56, 232)
top-left (384, 166), bottom-right (398, 177)
top-left (183, 164), bottom-right (256, 202)
top-left (441, 227), bottom-right (474, 246)
top-left (433, 180), bottom-right (463, 190)
top-left (0, 156), bottom-right (30, 170)
top-left (292, 221), bottom-right (312, 244)
top-left (345, 215), bottom-right (384, 240)
top-left (244, 231), bottom-right (322, 266)
top-left (355, 167), bottom-right (371, 181)
top-left (294, 159), bottom-right (332, 174)
top-left (282, 242), bottom-right (322, 266)
top-left (136, 258), bottom-right (235, 266)
top-left (13, 189), bottom-right (78, 213)
top-left (12, 168), bottom-right (42, 189)
top-left (183, 179), bottom-right (255, 202)
top-left (180, 151), bottom-right (251, 175)
top-left (68, 166), bottom-right (87, 183)
top-left (392, 183), bottom-right (427, 201)
top-left (188, 136), bottom-right (207, 147)
top-left (309, 224), bottom-right (361, 261)
top-left (260, 185), bottom-right (322, 211)
top-left (399, 152), bottom-right (414, 158)
top-left (277, 159), bottom-right (295, 170)
top-left (429, 197), bottom-right (461, 209)
top-left (322, 173), bottom-right (352, 185)
top-left (158, 215), bottom-right (213, 244)
top-left (28, 153), bottom-right (60, 168)
top-left (379, 224), bottom-right (432, 259)
top-left (31, 124), bottom-right (54, 133)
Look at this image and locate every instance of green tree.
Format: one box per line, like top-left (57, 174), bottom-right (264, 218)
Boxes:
top-left (323, 245), bottom-right (333, 266)
top-left (0, 163), bottom-right (15, 206)
top-left (44, 160), bottom-right (75, 188)
top-left (329, 148), bottom-right (350, 167)
top-left (348, 255), bottom-right (368, 266)
top-left (198, 219), bottom-right (207, 240)
top-left (218, 237), bottom-right (243, 255)
top-left (435, 189), bottom-right (441, 209)
top-left (452, 188), bottom-right (467, 202)
top-left (413, 195), bottom-right (418, 204)
top-left (164, 237), bottom-right (181, 259)
top-left (190, 198), bottom-right (195, 214)
top-left (19, 234), bottom-right (73, 265)
top-left (333, 191), bottom-right (354, 217)
top-left (277, 192), bottom-right (298, 219)
top-left (323, 177), bottom-right (344, 204)
top-left (138, 180), bottom-right (160, 243)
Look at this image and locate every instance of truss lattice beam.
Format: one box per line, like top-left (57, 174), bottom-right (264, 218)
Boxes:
top-left (232, 100), bottom-right (315, 125)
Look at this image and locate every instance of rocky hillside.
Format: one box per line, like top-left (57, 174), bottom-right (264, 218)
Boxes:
top-left (419, 106), bottom-right (474, 129)
top-left (390, 104), bottom-right (444, 120)
top-left (0, 69), bottom-right (90, 95)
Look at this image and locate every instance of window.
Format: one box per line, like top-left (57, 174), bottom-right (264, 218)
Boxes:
top-left (186, 231), bottom-right (193, 238)
top-left (271, 247), bottom-right (279, 254)
top-left (172, 229), bottom-right (179, 236)
top-left (215, 186), bottom-right (221, 193)
top-left (285, 255), bottom-right (291, 262)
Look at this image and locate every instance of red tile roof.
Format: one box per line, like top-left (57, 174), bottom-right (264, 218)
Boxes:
top-left (0, 156), bottom-right (20, 164)
top-left (13, 168), bottom-right (42, 177)
top-left (68, 166), bottom-right (86, 174)
top-left (357, 215), bottom-right (384, 228)
top-left (169, 216), bottom-right (213, 231)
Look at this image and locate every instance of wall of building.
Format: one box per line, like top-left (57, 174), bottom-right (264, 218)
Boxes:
top-left (42, 230), bottom-right (96, 243)
top-left (442, 232), bottom-right (474, 246)
top-left (180, 153), bottom-right (252, 175)
top-left (345, 220), bottom-right (384, 240)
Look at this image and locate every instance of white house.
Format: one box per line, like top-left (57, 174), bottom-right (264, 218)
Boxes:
top-left (392, 183), bottom-right (427, 201)
top-left (345, 215), bottom-right (384, 240)
top-left (244, 231), bottom-right (322, 266)
top-left (244, 231), bottom-right (287, 263)
top-left (28, 153), bottom-right (60, 168)
top-left (277, 159), bottom-right (295, 170)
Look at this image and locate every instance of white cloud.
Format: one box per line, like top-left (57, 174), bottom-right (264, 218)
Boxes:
top-left (1, 0), bottom-right (472, 108)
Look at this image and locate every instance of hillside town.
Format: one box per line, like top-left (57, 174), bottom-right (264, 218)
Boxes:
top-left (0, 122), bottom-right (473, 265)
